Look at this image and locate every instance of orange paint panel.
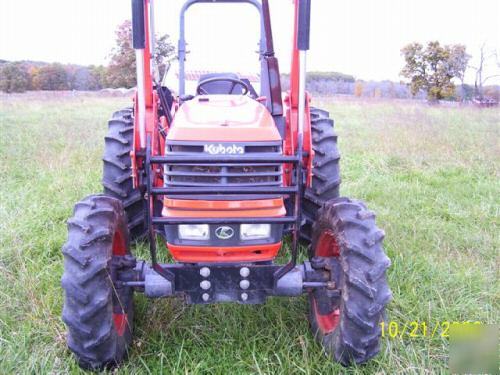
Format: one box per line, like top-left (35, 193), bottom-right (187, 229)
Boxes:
top-left (163, 207), bottom-right (286, 218)
top-left (162, 198), bottom-right (286, 218)
top-left (167, 242), bottom-right (281, 263)
top-left (167, 128), bottom-right (280, 141)
top-left (164, 197), bottom-right (283, 211)
top-left (167, 95), bottom-right (281, 142)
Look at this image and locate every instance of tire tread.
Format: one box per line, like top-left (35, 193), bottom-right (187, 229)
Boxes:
top-left (301, 107), bottom-right (341, 243)
top-left (308, 197), bottom-right (392, 365)
top-left (61, 195), bottom-right (134, 370)
top-left (102, 108), bottom-right (146, 241)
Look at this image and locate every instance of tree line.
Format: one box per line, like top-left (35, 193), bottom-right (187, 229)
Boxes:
top-left (281, 71), bottom-right (498, 102)
top-left (1, 20), bottom-right (498, 102)
top-left (0, 61), bottom-right (107, 93)
top-left (0, 21), bottom-right (175, 93)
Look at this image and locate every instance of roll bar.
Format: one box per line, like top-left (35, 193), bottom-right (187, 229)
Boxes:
top-left (178, 0), bottom-right (267, 96)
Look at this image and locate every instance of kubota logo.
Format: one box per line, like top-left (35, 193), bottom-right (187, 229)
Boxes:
top-left (215, 226), bottom-right (235, 240)
top-left (204, 144), bottom-right (244, 155)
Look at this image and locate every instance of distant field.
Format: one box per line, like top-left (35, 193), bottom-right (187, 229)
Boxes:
top-left (0, 92), bottom-right (498, 374)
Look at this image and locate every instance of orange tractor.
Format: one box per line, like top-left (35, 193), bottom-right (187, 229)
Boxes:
top-left (61, 0), bottom-right (391, 369)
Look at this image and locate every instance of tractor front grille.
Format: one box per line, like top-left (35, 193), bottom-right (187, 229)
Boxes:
top-left (164, 141), bottom-right (283, 188)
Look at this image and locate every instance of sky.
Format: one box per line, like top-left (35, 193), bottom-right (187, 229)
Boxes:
top-left (0, 0), bottom-right (499, 84)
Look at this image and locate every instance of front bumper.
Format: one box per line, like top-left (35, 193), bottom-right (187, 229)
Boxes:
top-left (122, 260), bottom-right (339, 305)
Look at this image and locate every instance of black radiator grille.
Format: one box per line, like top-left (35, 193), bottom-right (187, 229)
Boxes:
top-left (164, 142), bottom-right (283, 187)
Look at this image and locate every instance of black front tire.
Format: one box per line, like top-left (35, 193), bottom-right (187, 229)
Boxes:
top-left (61, 195), bottom-right (135, 370)
top-left (102, 108), bottom-right (146, 241)
top-left (301, 108), bottom-right (341, 243)
top-left (308, 198), bottom-right (392, 365)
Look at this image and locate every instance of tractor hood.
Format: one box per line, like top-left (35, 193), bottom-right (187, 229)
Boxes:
top-left (166, 95), bottom-right (281, 142)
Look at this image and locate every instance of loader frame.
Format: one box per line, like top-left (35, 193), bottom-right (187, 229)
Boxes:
top-left (128, 0), bottom-right (316, 296)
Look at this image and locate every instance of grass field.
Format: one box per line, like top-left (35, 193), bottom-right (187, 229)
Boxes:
top-left (0, 92), bottom-right (498, 374)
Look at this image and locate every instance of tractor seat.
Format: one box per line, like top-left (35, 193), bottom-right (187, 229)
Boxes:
top-left (197, 72), bottom-right (242, 95)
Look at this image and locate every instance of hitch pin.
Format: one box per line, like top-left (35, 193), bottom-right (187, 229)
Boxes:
top-left (119, 281), bottom-right (146, 287)
top-left (302, 281), bottom-right (336, 289)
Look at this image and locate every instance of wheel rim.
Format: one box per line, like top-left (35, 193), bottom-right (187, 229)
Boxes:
top-left (112, 229), bottom-right (126, 256)
top-left (313, 299), bottom-right (340, 333)
top-left (313, 230), bottom-right (340, 334)
top-left (112, 229), bottom-right (128, 337)
top-left (316, 230), bottom-right (340, 257)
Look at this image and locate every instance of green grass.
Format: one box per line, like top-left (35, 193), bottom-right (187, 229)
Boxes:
top-left (0, 93), bottom-right (498, 374)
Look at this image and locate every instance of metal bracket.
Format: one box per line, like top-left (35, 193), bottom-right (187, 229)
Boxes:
top-left (145, 135), bottom-right (175, 284)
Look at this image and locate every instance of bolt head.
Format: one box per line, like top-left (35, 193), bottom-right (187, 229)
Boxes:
top-left (310, 256), bottom-right (327, 269)
top-left (202, 293), bottom-right (210, 302)
top-left (239, 267), bottom-right (250, 278)
top-left (239, 279), bottom-right (250, 290)
top-left (200, 267), bottom-right (210, 278)
top-left (241, 292), bottom-right (248, 301)
top-left (200, 280), bottom-right (211, 290)
top-left (326, 281), bottom-right (336, 290)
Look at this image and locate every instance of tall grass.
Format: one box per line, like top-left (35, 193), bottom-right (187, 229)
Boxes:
top-left (0, 93), bottom-right (498, 374)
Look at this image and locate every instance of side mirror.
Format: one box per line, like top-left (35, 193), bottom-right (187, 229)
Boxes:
top-left (297, 0), bottom-right (311, 51)
top-left (131, 0), bottom-right (145, 49)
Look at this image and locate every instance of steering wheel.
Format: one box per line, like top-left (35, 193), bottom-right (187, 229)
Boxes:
top-left (196, 77), bottom-right (250, 96)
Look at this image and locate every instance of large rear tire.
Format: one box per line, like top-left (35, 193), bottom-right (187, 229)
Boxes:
top-left (61, 195), bottom-right (135, 370)
top-left (308, 197), bottom-right (392, 365)
top-left (301, 108), bottom-right (341, 243)
top-left (102, 108), bottom-right (146, 241)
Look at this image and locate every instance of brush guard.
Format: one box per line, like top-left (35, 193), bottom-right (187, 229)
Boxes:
top-left (143, 135), bottom-right (305, 293)
top-left (136, 0), bottom-right (313, 303)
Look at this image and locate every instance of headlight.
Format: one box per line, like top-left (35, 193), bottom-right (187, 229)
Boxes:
top-left (178, 224), bottom-right (210, 240)
top-left (240, 224), bottom-right (271, 240)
